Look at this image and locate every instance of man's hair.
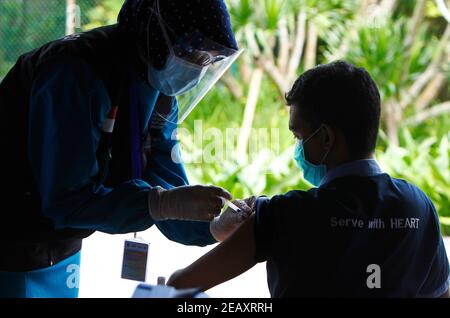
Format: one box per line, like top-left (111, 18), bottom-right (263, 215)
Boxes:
top-left (285, 60), bottom-right (381, 158)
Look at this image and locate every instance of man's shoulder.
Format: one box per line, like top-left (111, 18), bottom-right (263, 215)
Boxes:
top-left (31, 55), bottom-right (99, 96)
top-left (323, 173), bottom-right (432, 204)
top-left (257, 189), bottom-right (316, 213)
top-left (388, 176), bottom-right (433, 206)
top-left (33, 25), bottom-right (128, 80)
top-left (38, 25), bottom-right (121, 60)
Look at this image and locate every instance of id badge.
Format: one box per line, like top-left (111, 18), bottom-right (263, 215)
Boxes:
top-left (121, 238), bottom-right (150, 282)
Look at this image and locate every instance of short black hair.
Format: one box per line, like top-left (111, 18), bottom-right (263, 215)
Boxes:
top-left (286, 61), bottom-right (381, 158)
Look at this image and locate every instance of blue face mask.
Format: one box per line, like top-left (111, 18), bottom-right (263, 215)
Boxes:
top-left (294, 126), bottom-right (331, 187)
top-left (148, 53), bottom-right (207, 96)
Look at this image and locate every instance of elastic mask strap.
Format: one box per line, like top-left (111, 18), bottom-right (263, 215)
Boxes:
top-left (303, 125), bottom-right (332, 165)
top-left (303, 125), bottom-right (323, 144)
top-left (319, 146), bottom-right (332, 165)
top-left (154, 110), bottom-right (178, 126)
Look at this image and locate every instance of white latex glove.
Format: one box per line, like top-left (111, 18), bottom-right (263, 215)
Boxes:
top-left (209, 199), bottom-right (253, 242)
top-left (148, 185), bottom-right (232, 221)
top-left (243, 196), bottom-right (257, 212)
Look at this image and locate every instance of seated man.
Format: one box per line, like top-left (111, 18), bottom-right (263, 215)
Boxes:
top-left (167, 61), bottom-right (450, 298)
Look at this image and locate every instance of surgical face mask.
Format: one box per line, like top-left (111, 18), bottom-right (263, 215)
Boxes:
top-left (146, 4), bottom-right (208, 96)
top-left (147, 54), bottom-right (208, 96)
top-left (294, 126), bottom-right (331, 187)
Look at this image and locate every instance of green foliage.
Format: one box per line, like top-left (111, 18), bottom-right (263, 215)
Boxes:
top-left (377, 129), bottom-right (450, 234)
top-left (263, 0), bottom-right (286, 30)
top-left (0, 0), bottom-right (104, 80)
top-left (325, 18), bottom-right (436, 100)
top-left (0, 0), bottom-right (66, 63)
top-left (184, 146), bottom-right (313, 199)
top-left (180, 76), bottom-right (307, 198)
top-left (228, 0), bottom-right (254, 30)
top-left (82, 0), bottom-right (123, 30)
top-left (297, 0), bottom-right (357, 28)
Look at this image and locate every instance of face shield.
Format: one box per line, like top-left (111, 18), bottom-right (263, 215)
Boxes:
top-left (161, 34), bottom-right (243, 124)
top-left (146, 1), bottom-right (243, 124)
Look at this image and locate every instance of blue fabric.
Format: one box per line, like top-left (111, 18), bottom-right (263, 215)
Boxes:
top-left (254, 160), bottom-right (450, 297)
top-left (0, 251), bottom-right (81, 298)
top-left (28, 56), bottom-right (214, 245)
top-left (320, 159), bottom-right (383, 186)
top-left (29, 57), bottom-right (153, 234)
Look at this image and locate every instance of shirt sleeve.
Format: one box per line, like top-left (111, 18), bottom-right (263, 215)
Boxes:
top-left (254, 191), bottom-right (312, 262)
top-left (28, 56), bottom-right (154, 234)
top-left (254, 195), bottom-right (285, 262)
top-left (141, 97), bottom-right (216, 247)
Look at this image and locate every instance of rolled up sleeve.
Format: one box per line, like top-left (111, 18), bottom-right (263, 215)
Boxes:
top-left (254, 196), bottom-right (281, 262)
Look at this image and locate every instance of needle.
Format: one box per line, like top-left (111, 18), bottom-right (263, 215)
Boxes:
top-left (226, 200), bottom-right (241, 213)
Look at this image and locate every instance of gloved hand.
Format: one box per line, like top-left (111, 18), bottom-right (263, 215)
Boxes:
top-left (148, 185), bottom-right (232, 221)
top-left (209, 199), bottom-right (253, 242)
top-left (243, 196), bottom-right (257, 212)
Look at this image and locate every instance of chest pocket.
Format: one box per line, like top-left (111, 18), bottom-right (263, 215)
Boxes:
top-left (95, 94), bottom-right (176, 185)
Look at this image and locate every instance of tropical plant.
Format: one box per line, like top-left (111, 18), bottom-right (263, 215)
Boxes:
top-left (377, 129), bottom-right (450, 234)
top-left (82, 0), bottom-right (122, 30)
top-left (325, 0), bottom-right (450, 146)
top-left (225, 0), bottom-right (357, 158)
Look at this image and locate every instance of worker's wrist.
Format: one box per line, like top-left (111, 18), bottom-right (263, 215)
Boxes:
top-left (148, 186), bottom-right (167, 220)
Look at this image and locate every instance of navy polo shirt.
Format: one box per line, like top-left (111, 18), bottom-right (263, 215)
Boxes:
top-left (254, 159), bottom-right (450, 297)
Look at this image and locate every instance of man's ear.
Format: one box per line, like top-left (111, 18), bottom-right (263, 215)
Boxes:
top-left (321, 124), bottom-right (335, 150)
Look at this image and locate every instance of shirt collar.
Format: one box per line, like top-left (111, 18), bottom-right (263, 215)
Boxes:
top-left (320, 159), bottom-right (383, 187)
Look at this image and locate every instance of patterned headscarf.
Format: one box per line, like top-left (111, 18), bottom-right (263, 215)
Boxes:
top-left (118, 0), bottom-right (238, 69)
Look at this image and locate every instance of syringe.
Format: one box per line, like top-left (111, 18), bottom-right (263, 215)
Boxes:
top-left (225, 200), bottom-right (241, 213)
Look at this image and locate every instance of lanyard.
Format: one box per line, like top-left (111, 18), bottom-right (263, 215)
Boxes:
top-left (130, 82), bottom-right (143, 240)
top-left (130, 82), bottom-right (142, 180)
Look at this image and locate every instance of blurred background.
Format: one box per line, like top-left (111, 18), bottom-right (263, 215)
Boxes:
top-left (1, 0), bottom-right (449, 297)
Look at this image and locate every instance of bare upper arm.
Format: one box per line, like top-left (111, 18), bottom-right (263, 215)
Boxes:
top-left (168, 213), bottom-right (258, 291)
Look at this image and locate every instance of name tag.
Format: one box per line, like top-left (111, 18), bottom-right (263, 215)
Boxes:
top-left (121, 238), bottom-right (150, 282)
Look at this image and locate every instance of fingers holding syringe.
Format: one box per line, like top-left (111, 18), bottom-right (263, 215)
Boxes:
top-left (231, 199), bottom-right (253, 220)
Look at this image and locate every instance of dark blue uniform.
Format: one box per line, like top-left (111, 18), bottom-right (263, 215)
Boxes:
top-left (255, 160), bottom-right (449, 297)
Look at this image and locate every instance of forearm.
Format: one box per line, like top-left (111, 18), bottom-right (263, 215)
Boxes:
top-left (154, 219), bottom-right (216, 247)
top-left (44, 179), bottom-right (154, 234)
top-left (168, 213), bottom-right (257, 291)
